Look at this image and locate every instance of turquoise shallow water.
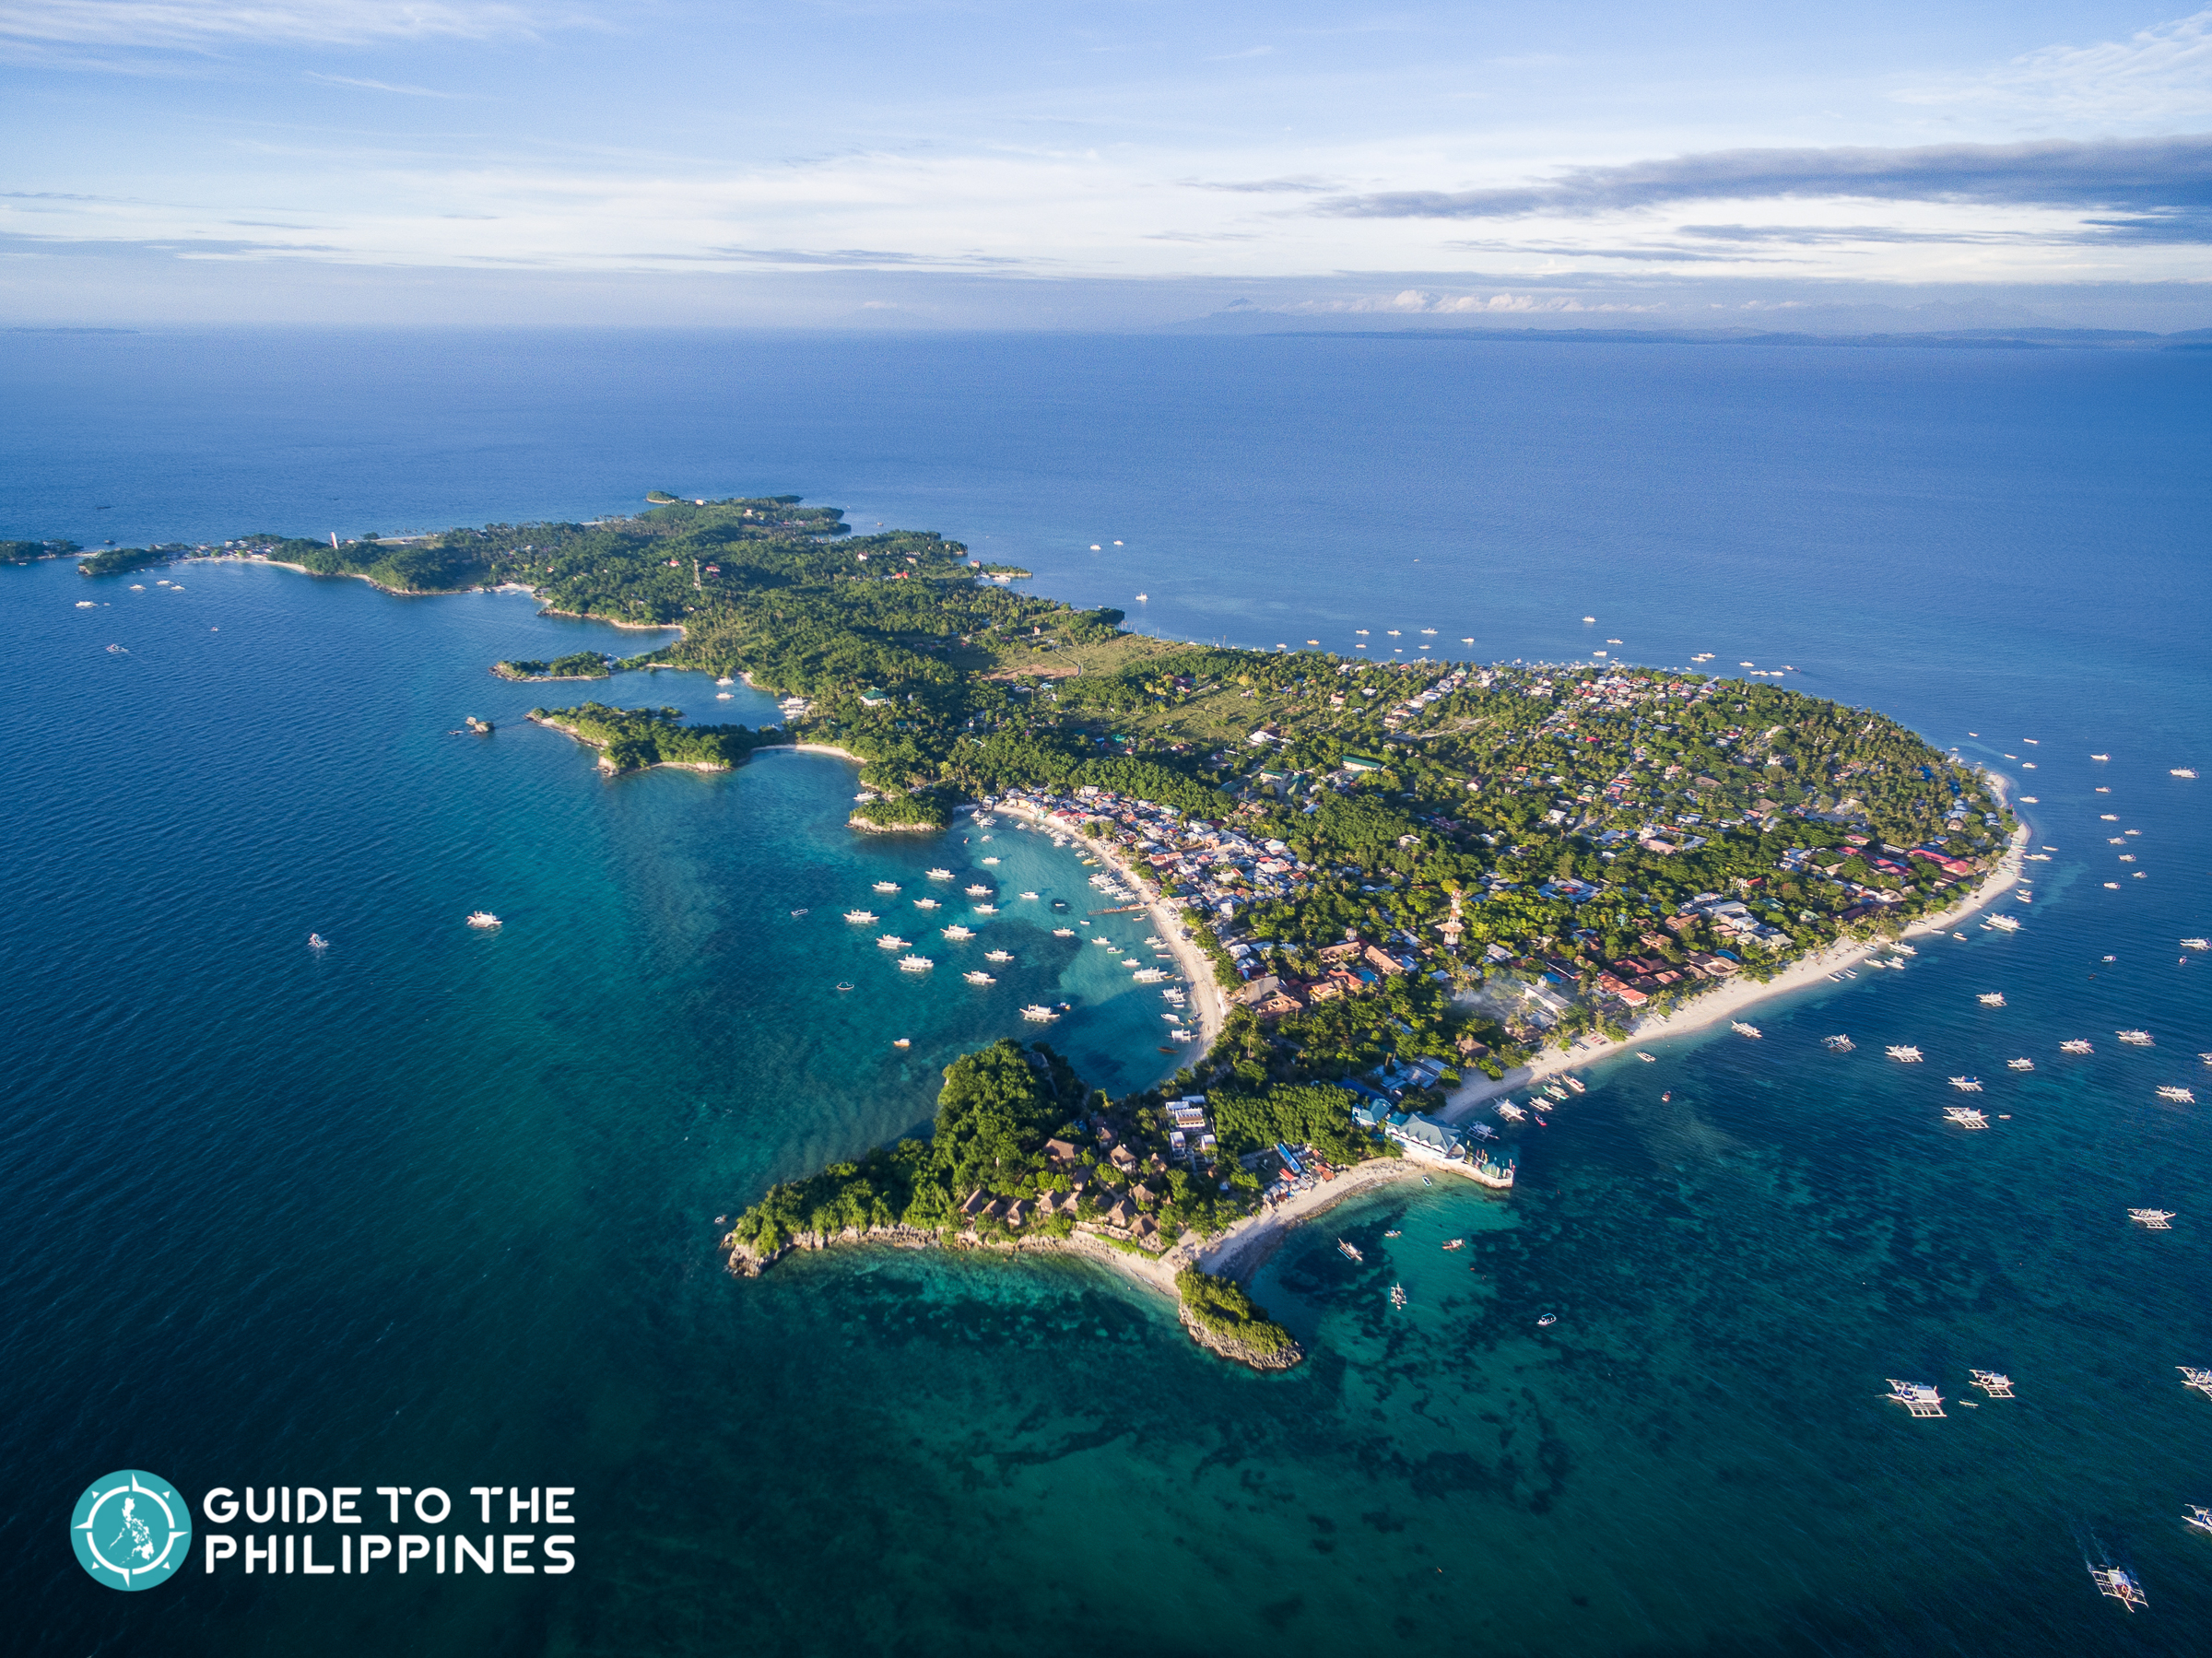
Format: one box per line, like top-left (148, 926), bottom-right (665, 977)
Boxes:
top-left (1, 331), bottom-right (2208, 1655)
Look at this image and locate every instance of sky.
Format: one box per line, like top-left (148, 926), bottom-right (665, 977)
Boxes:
top-left (3, 1), bottom-right (2209, 327)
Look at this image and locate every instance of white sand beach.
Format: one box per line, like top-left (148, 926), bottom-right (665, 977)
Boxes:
top-left (994, 800), bottom-right (1229, 1051)
top-left (1440, 813), bottom-right (2032, 1119)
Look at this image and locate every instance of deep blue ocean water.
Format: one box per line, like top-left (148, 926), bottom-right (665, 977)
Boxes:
top-left (2, 330), bottom-right (2207, 1655)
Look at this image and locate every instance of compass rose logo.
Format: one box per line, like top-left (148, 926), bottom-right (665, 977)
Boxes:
top-left (72, 1470), bottom-right (191, 1591)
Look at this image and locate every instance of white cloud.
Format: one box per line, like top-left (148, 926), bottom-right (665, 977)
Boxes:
top-left (1279, 288), bottom-right (1655, 315)
top-left (1896, 7), bottom-right (2212, 123)
top-left (0, 0), bottom-right (549, 48)
top-left (305, 69), bottom-right (452, 94)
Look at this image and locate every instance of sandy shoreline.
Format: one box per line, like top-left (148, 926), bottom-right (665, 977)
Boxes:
top-left (994, 800), bottom-right (1229, 1053)
top-left (936, 1155), bottom-right (1443, 1301)
top-left (1440, 810), bottom-right (2032, 1118)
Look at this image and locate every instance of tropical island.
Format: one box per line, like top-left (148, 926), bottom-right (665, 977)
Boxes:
top-left (496, 651), bottom-right (616, 681)
top-left (66, 493), bottom-right (2020, 1367)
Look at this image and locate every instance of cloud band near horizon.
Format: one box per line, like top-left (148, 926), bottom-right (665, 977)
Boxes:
top-left (1320, 135), bottom-right (2212, 240)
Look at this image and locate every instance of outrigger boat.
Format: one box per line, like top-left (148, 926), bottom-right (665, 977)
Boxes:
top-left (1945, 1107), bottom-right (1990, 1129)
top-left (2118, 1029), bottom-right (2154, 1046)
top-left (963, 971), bottom-right (994, 984)
top-left (2182, 1367), bottom-right (2212, 1397)
top-left (1732, 1020), bottom-right (1762, 1039)
top-left (2131, 1209), bottom-right (2176, 1229)
top-left (2158, 1086), bottom-right (2196, 1103)
top-left (1885, 1379), bottom-right (1946, 1417)
top-left (2061, 1039), bottom-right (2093, 1054)
top-left (1337, 1239), bottom-right (1364, 1264)
top-left (2008, 1057), bottom-right (2034, 1070)
top-left (843, 910), bottom-right (877, 923)
top-left (1949, 1076), bottom-right (1984, 1092)
top-left (1888, 1045), bottom-right (1923, 1063)
top-left (1824, 1034), bottom-right (1855, 1052)
top-left (1970, 1370), bottom-right (2014, 1398)
top-left (1978, 993), bottom-right (2006, 1007)
top-left (2090, 1564), bottom-right (2147, 1611)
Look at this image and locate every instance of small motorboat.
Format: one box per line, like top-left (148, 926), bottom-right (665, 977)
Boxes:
top-left (307, 933), bottom-right (329, 949)
top-left (1536, 1313), bottom-right (1557, 1327)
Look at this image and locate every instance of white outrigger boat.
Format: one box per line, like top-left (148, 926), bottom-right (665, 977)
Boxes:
top-left (2182, 1367), bottom-right (2212, 1397)
top-left (2008, 1057), bottom-right (2035, 1071)
top-left (1945, 1107), bottom-right (1990, 1129)
top-left (1020, 1004), bottom-right (1058, 1022)
top-left (912, 897), bottom-right (940, 911)
top-left (963, 971), bottom-right (995, 984)
top-left (1948, 1076), bottom-right (1983, 1092)
top-left (926, 867), bottom-right (953, 880)
top-left (877, 934), bottom-right (910, 949)
top-left (2131, 1209), bottom-right (2176, 1229)
top-left (1887, 1045), bottom-right (1923, 1063)
top-left (2061, 1039), bottom-right (2093, 1054)
top-left (873, 881), bottom-right (900, 894)
top-left (2186, 1506), bottom-right (2212, 1535)
top-left (1336, 1239), bottom-right (1364, 1264)
top-left (984, 949), bottom-right (1013, 963)
top-left (2158, 1086), bottom-right (2196, 1103)
top-left (941, 924), bottom-right (975, 940)
top-left (1825, 1034), bottom-right (1855, 1052)
top-left (844, 910), bottom-right (877, 923)
top-left (2117, 1029), bottom-right (2154, 1046)
top-left (898, 954), bottom-right (933, 972)
top-left (1983, 914), bottom-right (2021, 932)
top-left (1885, 1378), bottom-right (1946, 1417)
top-left (965, 884), bottom-right (992, 897)
top-left (466, 911), bottom-right (501, 929)
top-left (1052, 928), bottom-right (1075, 937)
top-left (1978, 993), bottom-right (2006, 1007)
top-left (1495, 1101), bottom-right (1526, 1122)
top-left (2090, 1564), bottom-right (2147, 1611)
top-left (1732, 1020), bottom-right (1762, 1039)
top-left (1969, 1370), bottom-right (2014, 1398)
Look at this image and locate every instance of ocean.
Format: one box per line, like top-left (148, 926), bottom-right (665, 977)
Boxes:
top-left (2, 328), bottom-right (2207, 1655)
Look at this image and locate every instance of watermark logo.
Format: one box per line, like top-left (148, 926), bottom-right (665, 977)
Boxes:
top-left (73, 1471), bottom-right (192, 1591)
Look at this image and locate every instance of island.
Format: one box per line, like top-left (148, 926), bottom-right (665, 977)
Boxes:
top-left (527, 703), bottom-right (762, 773)
top-left (44, 493), bottom-right (2020, 1369)
top-left (495, 651), bottom-right (617, 681)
